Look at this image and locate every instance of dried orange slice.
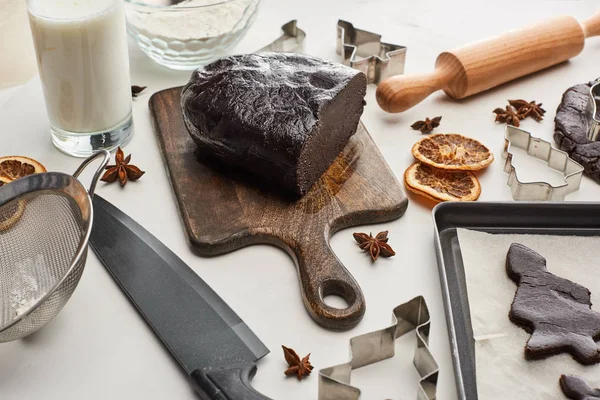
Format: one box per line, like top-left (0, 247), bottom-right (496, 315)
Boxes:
top-left (0, 156), bottom-right (45, 231)
top-left (0, 156), bottom-right (46, 182)
top-left (411, 133), bottom-right (493, 171)
top-left (404, 162), bottom-right (481, 202)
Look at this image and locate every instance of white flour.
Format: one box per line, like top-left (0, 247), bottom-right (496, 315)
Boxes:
top-left (9, 254), bottom-right (46, 318)
top-left (13, 298), bottom-right (38, 317)
top-left (127, 0), bottom-right (255, 42)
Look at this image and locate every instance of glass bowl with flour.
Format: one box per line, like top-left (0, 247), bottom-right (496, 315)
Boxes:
top-left (124, 0), bottom-right (261, 70)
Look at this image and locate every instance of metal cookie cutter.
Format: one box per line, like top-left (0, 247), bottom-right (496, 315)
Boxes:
top-left (337, 20), bottom-right (407, 85)
top-left (503, 125), bottom-right (584, 201)
top-left (586, 78), bottom-right (600, 141)
top-left (318, 296), bottom-right (439, 400)
top-left (259, 20), bottom-right (306, 53)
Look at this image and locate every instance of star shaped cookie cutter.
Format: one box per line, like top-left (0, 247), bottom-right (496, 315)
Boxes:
top-left (503, 125), bottom-right (584, 201)
top-left (318, 296), bottom-right (439, 400)
top-left (586, 78), bottom-right (600, 141)
top-left (336, 20), bottom-right (407, 85)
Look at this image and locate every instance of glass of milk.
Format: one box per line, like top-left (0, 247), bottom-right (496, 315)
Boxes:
top-left (26, 0), bottom-right (133, 157)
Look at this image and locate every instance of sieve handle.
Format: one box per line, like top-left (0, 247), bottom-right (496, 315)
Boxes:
top-left (73, 150), bottom-right (111, 197)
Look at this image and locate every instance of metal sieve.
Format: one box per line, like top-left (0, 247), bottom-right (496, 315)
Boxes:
top-left (0, 150), bottom-right (110, 342)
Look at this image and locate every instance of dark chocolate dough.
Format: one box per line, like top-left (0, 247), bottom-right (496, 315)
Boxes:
top-left (554, 81), bottom-right (600, 183)
top-left (560, 375), bottom-right (600, 400)
top-left (181, 52), bottom-right (367, 195)
top-left (506, 243), bottom-right (600, 365)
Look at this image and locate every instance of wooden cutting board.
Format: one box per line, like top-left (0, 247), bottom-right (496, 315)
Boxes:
top-left (149, 87), bottom-right (408, 331)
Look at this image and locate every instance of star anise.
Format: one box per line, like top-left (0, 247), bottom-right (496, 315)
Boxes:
top-left (131, 85), bottom-right (147, 98)
top-left (101, 147), bottom-right (145, 187)
top-left (353, 231), bottom-right (396, 261)
top-left (411, 116), bottom-right (442, 134)
top-left (493, 105), bottom-right (522, 127)
top-left (508, 99), bottom-right (546, 121)
top-left (282, 346), bottom-right (313, 380)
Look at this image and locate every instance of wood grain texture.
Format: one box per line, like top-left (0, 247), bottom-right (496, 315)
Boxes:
top-left (376, 14), bottom-right (598, 113)
top-left (583, 13), bottom-right (600, 38)
top-left (149, 87), bottom-right (408, 331)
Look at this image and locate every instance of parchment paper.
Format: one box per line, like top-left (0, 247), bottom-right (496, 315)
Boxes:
top-left (456, 229), bottom-right (600, 399)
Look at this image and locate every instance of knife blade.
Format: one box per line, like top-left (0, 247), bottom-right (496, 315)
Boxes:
top-left (89, 195), bottom-right (271, 400)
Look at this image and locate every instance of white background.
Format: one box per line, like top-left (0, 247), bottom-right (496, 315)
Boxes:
top-left (0, 0), bottom-right (600, 399)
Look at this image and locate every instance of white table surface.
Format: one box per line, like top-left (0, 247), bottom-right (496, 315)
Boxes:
top-left (1, 1), bottom-right (600, 399)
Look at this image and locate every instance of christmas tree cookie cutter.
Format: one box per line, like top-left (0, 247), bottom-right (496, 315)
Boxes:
top-left (318, 296), bottom-right (439, 400)
top-left (587, 78), bottom-right (600, 141)
top-left (503, 125), bottom-right (584, 201)
top-left (337, 20), bottom-right (407, 85)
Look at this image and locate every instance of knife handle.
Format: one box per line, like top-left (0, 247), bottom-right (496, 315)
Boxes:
top-left (191, 363), bottom-right (272, 400)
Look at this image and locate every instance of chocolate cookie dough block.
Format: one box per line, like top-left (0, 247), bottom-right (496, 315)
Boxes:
top-left (506, 243), bottom-right (600, 365)
top-left (181, 52), bottom-right (367, 195)
top-left (560, 375), bottom-right (600, 400)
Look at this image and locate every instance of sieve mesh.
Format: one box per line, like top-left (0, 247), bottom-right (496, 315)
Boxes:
top-left (0, 192), bottom-right (86, 342)
top-left (0, 150), bottom-right (108, 342)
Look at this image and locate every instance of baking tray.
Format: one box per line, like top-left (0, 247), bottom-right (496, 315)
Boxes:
top-left (432, 201), bottom-right (600, 400)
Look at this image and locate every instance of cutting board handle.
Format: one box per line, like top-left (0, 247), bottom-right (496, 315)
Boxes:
top-left (288, 227), bottom-right (366, 330)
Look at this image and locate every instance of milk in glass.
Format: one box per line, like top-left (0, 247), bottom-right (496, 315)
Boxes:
top-left (27, 0), bottom-right (133, 156)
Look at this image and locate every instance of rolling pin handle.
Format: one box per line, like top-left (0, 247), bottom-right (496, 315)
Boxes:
top-left (376, 68), bottom-right (452, 113)
top-left (582, 13), bottom-right (600, 38)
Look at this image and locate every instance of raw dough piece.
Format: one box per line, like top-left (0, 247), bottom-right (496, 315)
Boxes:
top-left (457, 230), bottom-right (600, 399)
top-left (506, 243), bottom-right (600, 365)
top-left (554, 81), bottom-right (600, 184)
top-left (560, 375), bottom-right (600, 400)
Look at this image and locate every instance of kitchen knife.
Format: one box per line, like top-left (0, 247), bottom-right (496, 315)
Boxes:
top-left (89, 194), bottom-right (271, 400)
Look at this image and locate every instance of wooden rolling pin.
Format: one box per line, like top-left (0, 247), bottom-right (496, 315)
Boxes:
top-left (376, 13), bottom-right (600, 113)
